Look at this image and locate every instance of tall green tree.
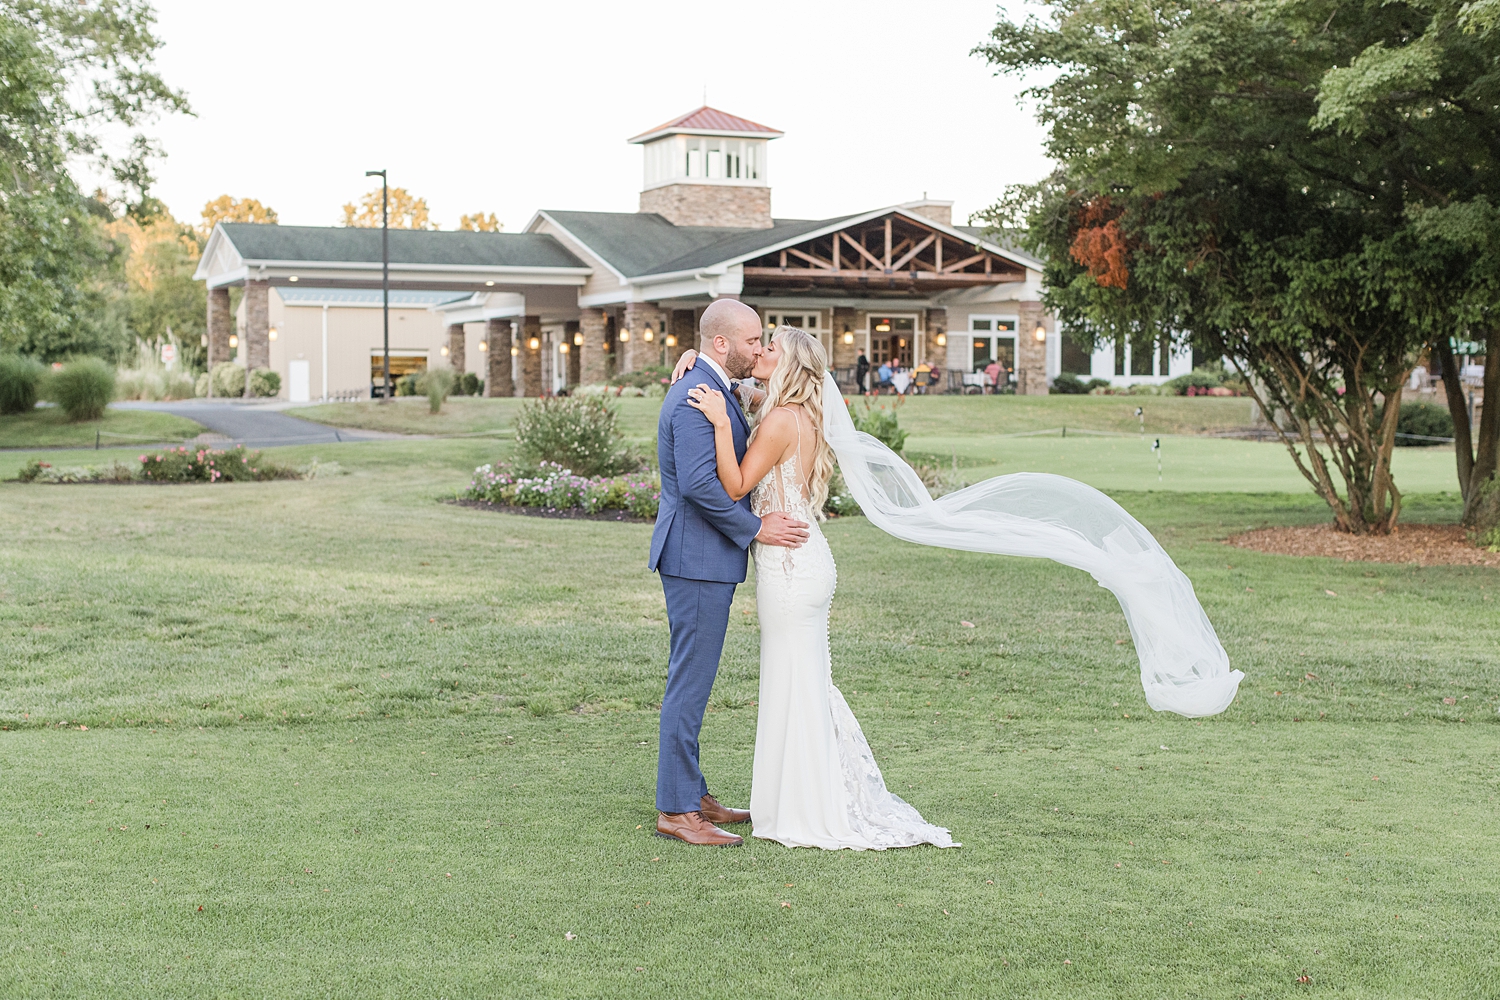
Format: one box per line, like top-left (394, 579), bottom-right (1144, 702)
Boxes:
top-left (977, 0), bottom-right (1500, 533)
top-left (0, 1), bottom-right (188, 361)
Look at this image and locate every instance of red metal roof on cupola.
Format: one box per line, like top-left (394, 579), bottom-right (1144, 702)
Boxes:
top-left (628, 106), bottom-right (784, 144)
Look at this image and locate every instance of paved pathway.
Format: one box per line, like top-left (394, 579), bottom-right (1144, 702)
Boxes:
top-left (114, 400), bottom-right (395, 449)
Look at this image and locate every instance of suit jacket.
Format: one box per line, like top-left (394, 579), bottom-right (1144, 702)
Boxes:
top-left (648, 360), bottom-right (762, 582)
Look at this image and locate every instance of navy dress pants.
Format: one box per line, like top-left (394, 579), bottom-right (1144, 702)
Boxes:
top-left (657, 573), bottom-right (737, 813)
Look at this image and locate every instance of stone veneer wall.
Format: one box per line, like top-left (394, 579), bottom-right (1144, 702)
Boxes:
top-left (924, 309), bottom-right (948, 374)
top-left (669, 309), bottom-right (696, 366)
top-left (579, 309), bottom-right (608, 386)
top-left (243, 280), bottom-right (270, 371)
top-left (639, 184), bottom-right (772, 229)
top-left (521, 316), bottom-right (543, 397)
top-left (621, 302), bottom-right (667, 374)
top-left (485, 319), bottom-right (513, 397)
top-left (1016, 301), bottom-right (1049, 396)
top-left (206, 287), bottom-right (232, 382)
top-left (447, 323), bottom-right (465, 373)
top-left (564, 321), bottom-right (581, 387)
top-left (830, 307), bottom-right (859, 370)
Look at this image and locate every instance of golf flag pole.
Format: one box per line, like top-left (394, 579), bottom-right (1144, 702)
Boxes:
top-left (1153, 438), bottom-right (1162, 482)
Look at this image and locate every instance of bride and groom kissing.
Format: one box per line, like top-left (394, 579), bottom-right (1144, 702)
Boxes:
top-left (648, 299), bottom-right (956, 850)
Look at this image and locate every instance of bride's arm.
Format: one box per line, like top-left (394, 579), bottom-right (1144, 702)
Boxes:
top-left (686, 388), bottom-right (795, 501)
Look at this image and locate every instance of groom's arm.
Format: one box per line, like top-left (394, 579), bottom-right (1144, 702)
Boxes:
top-left (672, 395), bottom-right (762, 550)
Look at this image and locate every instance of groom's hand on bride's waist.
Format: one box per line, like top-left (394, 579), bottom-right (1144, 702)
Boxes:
top-left (756, 511), bottom-right (809, 548)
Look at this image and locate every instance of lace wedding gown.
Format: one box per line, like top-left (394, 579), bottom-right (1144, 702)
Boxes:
top-left (749, 431), bottom-right (956, 850)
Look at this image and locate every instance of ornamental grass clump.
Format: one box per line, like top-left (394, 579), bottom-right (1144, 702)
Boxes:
top-left (466, 461), bottom-right (660, 518)
top-left (0, 354), bottom-right (46, 414)
top-left (513, 396), bottom-right (639, 477)
top-left (46, 357), bottom-right (115, 421)
top-left (137, 445), bottom-right (297, 483)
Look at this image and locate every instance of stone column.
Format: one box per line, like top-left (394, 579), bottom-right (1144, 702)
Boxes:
top-left (1017, 301), bottom-right (1049, 395)
top-left (485, 319), bottom-right (513, 397)
top-left (446, 323), bottom-right (465, 373)
top-left (243, 280), bottom-right (271, 371)
top-left (564, 321), bottom-right (581, 387)
top-left (621, 302), bottom-right (651, 375)
top-left (521, 315), bottom-right (543, 397)
top-left (206, 286), bottom-right (233, 380)
top-left (925, 308), bottom-right (949, 390)
top-left (669, 309), bottom-right (696, 366)
top-left (579, 308), bottom-right (607, 386)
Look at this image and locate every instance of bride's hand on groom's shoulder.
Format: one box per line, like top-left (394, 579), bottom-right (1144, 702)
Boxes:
top-left (686, 384), bottom-right (731, 428)
top-left (756, 511), bottom-right (809, 548)
top-left (670, 349), bottom-right (698, 384)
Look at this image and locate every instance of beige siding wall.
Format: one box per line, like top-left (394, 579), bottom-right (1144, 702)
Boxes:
top-left (267, 292), bottom-right (456, 399)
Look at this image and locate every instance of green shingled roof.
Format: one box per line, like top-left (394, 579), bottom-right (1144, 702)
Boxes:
top-left (541, 211), bottom-right (844, 279)
top-left (218, 224), bottom-right (587, 270)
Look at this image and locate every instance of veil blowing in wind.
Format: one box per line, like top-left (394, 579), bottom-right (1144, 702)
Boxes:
top-left (820, 373), bottom-right (1243, 718)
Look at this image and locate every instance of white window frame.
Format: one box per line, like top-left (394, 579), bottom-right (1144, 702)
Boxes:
top-left (968, 314), bottom-right (1019, 377)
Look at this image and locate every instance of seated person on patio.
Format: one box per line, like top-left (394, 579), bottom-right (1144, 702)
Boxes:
top-left (984, 360), bottom-right (1002, 393)
top-left (877, 360), bottom-right (894, 392)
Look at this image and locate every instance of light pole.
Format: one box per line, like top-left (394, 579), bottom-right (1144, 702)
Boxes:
top-left (366, 169), bottom-right (390, 401)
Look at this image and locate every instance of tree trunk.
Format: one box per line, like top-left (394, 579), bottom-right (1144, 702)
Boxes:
top-left (1438, 329), bottom-right (1500, 525)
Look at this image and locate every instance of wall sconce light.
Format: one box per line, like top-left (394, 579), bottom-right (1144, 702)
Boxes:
top-left (619, 329), bottom-right (630, 342)
top-left (510, 346), bottom-right (519, 356)
top-left (898, 338), bottom-right (906, 347)
top-left (229, 334), bottom-right (239, 349)
top-left (200, 334), bottom-right (208, 347)
top-left (1034, 324), bottom-right (1047, 342)
top-left (843, 332), bottom-right (854, 345)
top-left (936, 334), bottom-right (947, 346)
top-left (440, 346), bottom-right (449, 357)
top-left (288, 275), bottom-right (299, 282)
top-left (485, 280), bottom-right (495, 287)
top-left (559, 342), bottom-right (569, 354)
top-left (529, 337), bottom-right (540, 350)
top-left (665, 334), bottom-right (677, 347)
top-left (573, 332), bottom-right (583, 346)
top-left (478, 341), bottom-right (488, 351)
top-left (268, 327), bottom-right (278, 341)
top-left (602, 341), bottom-right (610, 351)
top-left (643, 327), bottom-right (654, 342)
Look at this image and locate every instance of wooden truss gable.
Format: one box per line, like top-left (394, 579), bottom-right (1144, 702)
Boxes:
top-left (741, 213), bottom-right (1026, 295)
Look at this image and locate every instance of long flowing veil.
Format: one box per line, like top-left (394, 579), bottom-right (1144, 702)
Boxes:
top-left (820, 373), bottom-right (1243, 717)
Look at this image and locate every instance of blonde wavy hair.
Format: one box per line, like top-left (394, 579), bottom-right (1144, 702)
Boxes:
top-left (755, 326), bottom-right (835, 518)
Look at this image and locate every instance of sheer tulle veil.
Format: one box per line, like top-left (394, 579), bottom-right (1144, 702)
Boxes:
top-left (819, 372), bottom-right (1243, 718)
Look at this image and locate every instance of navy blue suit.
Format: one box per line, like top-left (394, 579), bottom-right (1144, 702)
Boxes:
top-left (648, 360), bottom-right (762, 813)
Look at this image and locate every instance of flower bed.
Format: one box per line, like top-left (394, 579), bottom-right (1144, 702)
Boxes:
top-left (19, 446), bottom-right (307, 484)
top-left (463, 461), bottom-right (660, 519)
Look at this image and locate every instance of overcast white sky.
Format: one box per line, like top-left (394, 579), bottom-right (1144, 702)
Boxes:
top-left (142, 0), bottom-right (1051, 231)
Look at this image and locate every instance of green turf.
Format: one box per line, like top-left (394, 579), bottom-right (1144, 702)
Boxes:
top-left (0, 406), bottom-right (204, 450)
top-left (1, 440), bottom-right (1496, 997)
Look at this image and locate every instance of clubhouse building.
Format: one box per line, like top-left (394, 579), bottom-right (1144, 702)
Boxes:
top-left (194, 107), bottom-right (1192, 400)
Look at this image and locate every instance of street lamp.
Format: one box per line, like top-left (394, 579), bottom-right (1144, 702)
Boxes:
top-left (366, 169), bottom-right (390, 401)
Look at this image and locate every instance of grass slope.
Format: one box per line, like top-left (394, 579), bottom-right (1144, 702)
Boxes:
top-left (1, 440), bottom-right (1496, 997)
top-left (0, 406), bottom-right (204, 450)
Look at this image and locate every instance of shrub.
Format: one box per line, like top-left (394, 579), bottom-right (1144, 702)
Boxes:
top-left (1051, 372), bottom-right (1090, 394)
top-left (1163, 368), bottom-right (1224, 395)
top-left (417, 368), bottom-right (455, 414)
top-left (396, 373), bottom-right (420, 397)
top-left (1392, 401), bottom-right (1455, 445)
top-left (0, 354), bottom-right (46, 414)
top-left (608, 364), bottom-right (671, 390)
top-left (137, 445), bottom-right (297, 483)
top-left (117, 367), bottom-right (197, 401)
top-left (250, 368), bottom-right (280, 397)
top-left (850, 399), bottom-right (907, 453)
top-left (46, 357), bottom-right (115, 421)
top-left (513, 396), bottom-right (638, 477)
top-left (453, 372), bottom-right (482, 396)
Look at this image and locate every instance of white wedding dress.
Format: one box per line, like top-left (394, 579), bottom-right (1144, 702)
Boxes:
top-left (748, 423), bottom-right (957, 850)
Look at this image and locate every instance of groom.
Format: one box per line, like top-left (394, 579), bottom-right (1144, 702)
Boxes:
top-left (648, 299), bottom-right (809, 846)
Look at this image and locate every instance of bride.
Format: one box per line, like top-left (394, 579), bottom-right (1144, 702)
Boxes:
top-left (681, 327), bottom-right (956, 850)
top-left (674, 326), bottom-right (1243, 850)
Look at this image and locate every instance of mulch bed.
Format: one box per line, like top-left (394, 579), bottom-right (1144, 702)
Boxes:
top-left (446, 498), bottom-right (654, 523)
top-left (1227, 523), bottom-right (1500, 567)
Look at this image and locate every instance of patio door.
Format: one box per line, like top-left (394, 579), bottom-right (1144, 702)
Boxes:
top-left (869, 315), bottom-right (916, 367)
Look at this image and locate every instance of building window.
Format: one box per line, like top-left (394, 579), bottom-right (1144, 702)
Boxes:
top-left (969, 316), bottom-right (1017, 374)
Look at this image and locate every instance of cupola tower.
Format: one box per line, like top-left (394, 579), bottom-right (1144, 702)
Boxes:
top-left (629, 107), bottom-right (783, 229)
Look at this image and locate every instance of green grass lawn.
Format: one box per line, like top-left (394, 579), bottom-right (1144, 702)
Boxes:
top-left (0, 406), bottom-right (204, 450)
top-left (1, 440), bottom-right (1496, 997)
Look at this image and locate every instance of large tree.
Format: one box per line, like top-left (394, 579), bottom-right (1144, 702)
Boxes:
top-left (978, 0), bottom-right (1500, 533)
top-left (340, 187), bottom-right (434, 230)
top-left (0, 1), bottom-right (188, 360)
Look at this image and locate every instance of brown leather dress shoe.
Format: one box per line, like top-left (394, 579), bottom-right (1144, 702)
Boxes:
top-left (699, 793), bottom-right (751, 825)
top-left (656, 810), bottom-right (743, 846)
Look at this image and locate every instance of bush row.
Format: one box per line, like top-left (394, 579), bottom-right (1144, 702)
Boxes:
top-left (18, 446), bottom-right (303, 484)
top-left (0, 355), bottom-right (116, 420)
top-left (465, 461), bottom-right (661, 518)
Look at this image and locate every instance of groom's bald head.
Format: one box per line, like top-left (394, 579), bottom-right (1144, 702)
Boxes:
top-left (699, 298), bottom-right (763, 378)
